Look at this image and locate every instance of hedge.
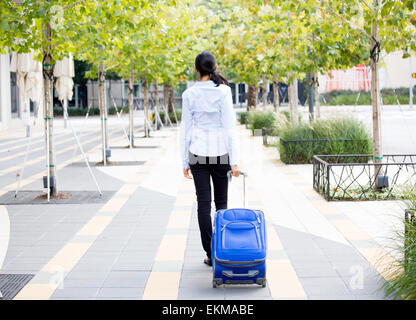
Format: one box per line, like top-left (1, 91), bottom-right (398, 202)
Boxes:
top-left (278, 118), bottom-right (373, 164)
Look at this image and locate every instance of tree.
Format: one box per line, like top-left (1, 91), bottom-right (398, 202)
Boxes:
top-left (0, 0), bottom-right (95, 197)
top-left (74, 0), bottom-right (149, 162)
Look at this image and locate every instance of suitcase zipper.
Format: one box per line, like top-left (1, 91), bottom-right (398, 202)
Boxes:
top-left (221, 222), bottom-right (261, 249)
top-left (255, 225), bottom-right (261, 248)
top-left (254, 211), bottom-right (261, 224)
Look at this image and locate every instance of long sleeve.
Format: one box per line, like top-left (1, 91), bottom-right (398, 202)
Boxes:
top-left (221, 87), bottom-right (239, 166)
top-left (180, 92), bottom-right (192, 169)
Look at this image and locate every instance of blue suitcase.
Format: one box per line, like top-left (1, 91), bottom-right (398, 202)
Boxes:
top-left (211, 171), bottom-right (267, 288)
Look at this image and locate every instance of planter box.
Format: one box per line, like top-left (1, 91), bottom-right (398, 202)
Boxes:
top-left (279, 138), bottom-right (370, 164)
top-left (313, 154), bottom-right (416, 201)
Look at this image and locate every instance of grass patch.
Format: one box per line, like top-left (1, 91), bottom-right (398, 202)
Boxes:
top-left (320, 87), bottom-right (415, 106)
top-left (278, 118), bottom-right (373, 164)
top-left (381, 185), bottom-right (416, 300)
top-left (238, 111), bottom-right (249, 125)
top-left (247, 109), bottom-right (276, 135)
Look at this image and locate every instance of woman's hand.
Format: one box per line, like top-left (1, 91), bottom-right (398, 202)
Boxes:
top-left (230, 165), bottom-right (240, 177)
top-left (183, 168), bottom-right (192, 179)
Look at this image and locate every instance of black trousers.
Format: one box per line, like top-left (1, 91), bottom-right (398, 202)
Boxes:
top-left (189, 152), bottom-right (231, 258)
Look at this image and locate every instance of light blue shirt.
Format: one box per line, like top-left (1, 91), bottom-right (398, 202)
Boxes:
top-left (180, 80), bottom-right (239, 170)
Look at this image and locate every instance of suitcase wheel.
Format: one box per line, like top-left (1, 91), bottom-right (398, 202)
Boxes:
top-left (257, 278), bottom-right (267, 287)
top-left (213, 279), bottom-right (223, 288)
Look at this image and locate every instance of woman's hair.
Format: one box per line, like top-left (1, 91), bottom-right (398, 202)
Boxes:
top-left (195, 51), bottom-right (229, 87)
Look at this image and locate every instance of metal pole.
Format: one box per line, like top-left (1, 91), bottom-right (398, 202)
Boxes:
top-left (63, 98), bottom-right (68, 129)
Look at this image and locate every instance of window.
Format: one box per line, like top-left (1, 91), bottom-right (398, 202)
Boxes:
top-left (10, 71), bottom-right (20, 117)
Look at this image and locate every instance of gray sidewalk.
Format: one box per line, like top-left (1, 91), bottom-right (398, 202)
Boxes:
top-left (0, 116), bottom-right (400, 300)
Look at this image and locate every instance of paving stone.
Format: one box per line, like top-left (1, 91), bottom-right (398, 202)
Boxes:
top-left (96, 287), bottom-right (144, 299)
top-left (224, 285), bottom-right (271, 299)
top-left (102, 271), bottom-right (149, 288)
top-left (299, 277), bottom-right (351, 296)
top-left (61, 278), bottom-right (106, 288)
top-left (52, 287), bottom-right (100, 298)
top-left (178, 286), bottom-right (225, 300)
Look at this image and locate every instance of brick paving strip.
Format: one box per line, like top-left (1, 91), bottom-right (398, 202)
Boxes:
top-left (141, 180), bottom-right (194, 299)
top-left (13, 129), bottom-right (173, 300)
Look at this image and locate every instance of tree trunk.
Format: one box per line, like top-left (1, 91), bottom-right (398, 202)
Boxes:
top-left (128, 68), bottom-right (134, 148)
top-left (371, 20), bottom-right (383, 189)
top-left (289, 78), bottom-right (299, 124)
top-left (313, 73), bottom-right (320, 119)
top-left (163, 84), bottom-right (169, 126)
top-left (261, 76), bottom-right (267, 108)
top-left (308, 72), bottom-right (314, 122)
top-left (98, 62), bottom-right (109, 164)
top-left (42, 20), bottom-right (57, 196)
top-left (143, 79), bottom-right (149, 137)
top-left (154, 80), bottom-right (161, 130)
top-left (167, 84), bottom-right (174, 113)
top-left (273, 74), bottom-right (279, 112)
top-left (163, 84), bottom-right (175, 125)
top-left (247, 84), bottom-right (257, 110)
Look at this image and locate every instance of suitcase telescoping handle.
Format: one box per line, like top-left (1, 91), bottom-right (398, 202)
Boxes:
top-left (227, 170), bottom-right (247, 208)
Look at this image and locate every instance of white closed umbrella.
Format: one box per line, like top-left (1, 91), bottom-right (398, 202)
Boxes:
top-left (54, 54), bottom-right (75, 128)
top-left (10, 52), bottom-right (42, 137)
top-left (25, 59), bottom-right (42, 103)
top-left (54, 53), bottom-right (75, 101)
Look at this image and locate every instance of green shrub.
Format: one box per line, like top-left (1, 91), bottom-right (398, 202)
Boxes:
top-left (152, 109), bottom-right (182, 124)
top-left (280, 110), bottom-right (291, 122)
top-left (247, 110), bottom-right (276, 135)
top-left (320, 87), bottom-right (415, 106)
top-left (381, 185), bottom-right (416, 300)
top-left (278, 118), bottom-right (373, 164)
top-left (171, 109), bottom-right (182, 123)
top-left (238, 111), bottom-right (249, 124)
top-left (53, 107), bottom-right (101, 117)
top-left (109, 106), bottom-right (129, 115)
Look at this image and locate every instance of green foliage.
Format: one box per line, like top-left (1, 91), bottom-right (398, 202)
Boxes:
top-left (321, 88), bottom-right (416, 106)
top-left (247, 110), bottom-right (276, 135)
top-left (381, 186), bottom-right (416, 300)
top-left (238, 111), bottom-right (249, 124)
top-left (330, 183), bottom-right (405, 201)
top-left (152, 109), bottom-right (182, 124)
top-left (280, 110), bottom-right (291, 122)
top-left (278, 118), bottom-right (373, 164)
top-left (55, 106), bottom-right (131, 116)
top-left (109, 106), bottom-right (129, 115)
top-left (54, 107), bottom-right (100, 116)
top-left (74, 60), bottom-right (92, 85)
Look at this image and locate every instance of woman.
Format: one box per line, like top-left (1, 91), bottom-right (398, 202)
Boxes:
top-left (180, 51), bottom-right (240, 267)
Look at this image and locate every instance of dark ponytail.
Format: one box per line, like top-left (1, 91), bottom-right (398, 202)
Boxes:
top-left (195, 51), bottom-right (229, 87)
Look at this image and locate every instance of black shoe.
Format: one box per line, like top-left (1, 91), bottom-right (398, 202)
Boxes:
top-left (204, 258), bottom-right (212, 267)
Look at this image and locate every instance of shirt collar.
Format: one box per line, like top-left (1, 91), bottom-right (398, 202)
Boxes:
top-left (194, 80), bottom-right (215, 87)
